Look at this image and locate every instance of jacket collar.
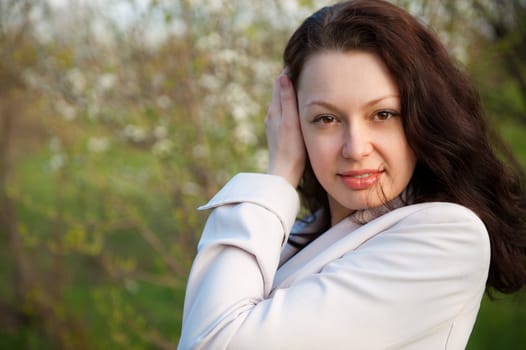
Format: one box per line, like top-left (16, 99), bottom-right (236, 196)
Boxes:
top-left (272, 193), bottom-right (411, 293)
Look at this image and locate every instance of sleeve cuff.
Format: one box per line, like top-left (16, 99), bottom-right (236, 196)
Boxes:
top-left (198, 173), bottom-right (300, 236)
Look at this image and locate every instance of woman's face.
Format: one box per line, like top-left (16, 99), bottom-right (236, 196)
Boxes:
top-left (297, 50), bottom-right (417, 225)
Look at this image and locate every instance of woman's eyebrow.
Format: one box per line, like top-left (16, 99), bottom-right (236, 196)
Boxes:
top-left (305, 95), bottom-right (400, 112)
top-left (304, 100), bottom-right (344, 115)
top-left (364, 94), bottom-right (400, 108)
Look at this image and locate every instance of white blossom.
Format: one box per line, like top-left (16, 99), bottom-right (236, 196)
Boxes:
top-left (123, 125), bottom-right (148, 142)
top-left (67, 68), bottom-right (87, 94)
top-left (254, 148), bottom-right (269, 172)
top-left (55, 100), bottom-right (77, 121)
top-left (50, 153), bottom-right (66, 171)
top-left (216, 49), bottom-right (238, 65)
top-left (156, 95), bottom-right (171, 109)
top-left (97, 73), bottom-right (117, 93)
top-left (224, 82), bottom-right (259, 121)
top-left (196, 32), bottom-right (222, 51)
top-left (253, 60), bottom-right (281, 83)
top-left (234, 122), bottom-right (256, 145)
top-left (152, 139), bottom-right (173, 156)
top-left (199, 74), bottom-right (222, 91)
top-left (124, 278), bottom-right (139, 293)
top-left (171, 18), bottom-right (187, 37)
top-left (232, 105), bottom-right (249, 121)
top-left (153, 125), bottom-right (168, 139)
top-left (87, 137), bottom-right (110, 153)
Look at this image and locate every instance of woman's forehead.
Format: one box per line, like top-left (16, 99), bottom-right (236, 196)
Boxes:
top-left (297, 50), bottom-right (399, 107)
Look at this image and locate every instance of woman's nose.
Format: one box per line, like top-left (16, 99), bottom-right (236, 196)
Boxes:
top-left (341, 124), bottom-right (373, 160)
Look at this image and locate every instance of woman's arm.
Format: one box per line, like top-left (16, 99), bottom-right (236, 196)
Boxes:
top-left (178, 175), bottom-right (490, 349)
top-left (178, 173), bottom-right (299, 349)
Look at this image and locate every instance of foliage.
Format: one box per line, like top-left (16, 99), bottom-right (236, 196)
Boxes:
top-left (0, 0), bottom-right (524, 349)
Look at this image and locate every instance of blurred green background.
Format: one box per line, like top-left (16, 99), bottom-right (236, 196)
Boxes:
top-left (0, 0), bottom-right (525, 348)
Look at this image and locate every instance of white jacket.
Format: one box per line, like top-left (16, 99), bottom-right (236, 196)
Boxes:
top-left (178, 173), bottom-right (490, 350)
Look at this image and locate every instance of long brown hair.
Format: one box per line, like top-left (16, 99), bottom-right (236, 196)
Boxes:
top-left (283, 0), bottom-right (526, 294)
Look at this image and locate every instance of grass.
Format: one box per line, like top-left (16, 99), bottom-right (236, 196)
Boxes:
top-left (2, 147), bottom-right (188, 349)
top-left (3, 119), bottom-right (526, 349)
top-left (468, 294), bottom-right (526, 349)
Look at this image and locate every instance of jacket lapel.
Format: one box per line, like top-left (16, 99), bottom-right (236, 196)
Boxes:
top-left (271, 204), bottom-right (428, 293)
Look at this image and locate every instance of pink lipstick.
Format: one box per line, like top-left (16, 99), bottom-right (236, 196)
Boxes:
top-left (338, 170), bottom-right (383, 190)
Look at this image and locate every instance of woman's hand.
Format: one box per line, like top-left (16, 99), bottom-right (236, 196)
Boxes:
top-left (265, 70), bottom-right (306, 188)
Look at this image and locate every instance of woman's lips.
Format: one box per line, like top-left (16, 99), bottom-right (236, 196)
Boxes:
top-left (338, 170), bottom-right (383, 190)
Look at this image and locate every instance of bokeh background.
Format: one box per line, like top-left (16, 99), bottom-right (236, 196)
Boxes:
top-left (0, 0), bottom-right (525, 348)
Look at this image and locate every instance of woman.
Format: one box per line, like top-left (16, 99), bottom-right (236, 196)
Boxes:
top-left (178, 1), bottom-right (526, 349)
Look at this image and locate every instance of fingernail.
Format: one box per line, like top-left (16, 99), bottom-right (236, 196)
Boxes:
top-left (280, 75), bottom-right (290, 88)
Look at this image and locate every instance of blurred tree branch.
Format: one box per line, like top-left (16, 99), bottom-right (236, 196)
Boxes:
top-left (472, 0), bottom-right (526, 120)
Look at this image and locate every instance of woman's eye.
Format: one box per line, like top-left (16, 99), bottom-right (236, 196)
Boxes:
top-left (374, 110), bottom-right (398, 121)
top-left (314, 115), bottom-right (337, 124)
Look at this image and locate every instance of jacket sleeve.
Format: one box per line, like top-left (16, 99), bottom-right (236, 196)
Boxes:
top-left (178, 173), bottom-right (300, 349)
top-left (177, 173), bottom-right (490, 350)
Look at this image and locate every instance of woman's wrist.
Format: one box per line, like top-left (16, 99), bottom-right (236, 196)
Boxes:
top-left (267, 162), bottom-right (303, 188)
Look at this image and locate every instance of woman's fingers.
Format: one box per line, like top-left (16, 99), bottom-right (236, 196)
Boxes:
top-left (265, 71), bottom-right (306, 188)
top-left (265, 71), bottom-right (286, 125)
top-left (279, 75), bottom-right (296, 125)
